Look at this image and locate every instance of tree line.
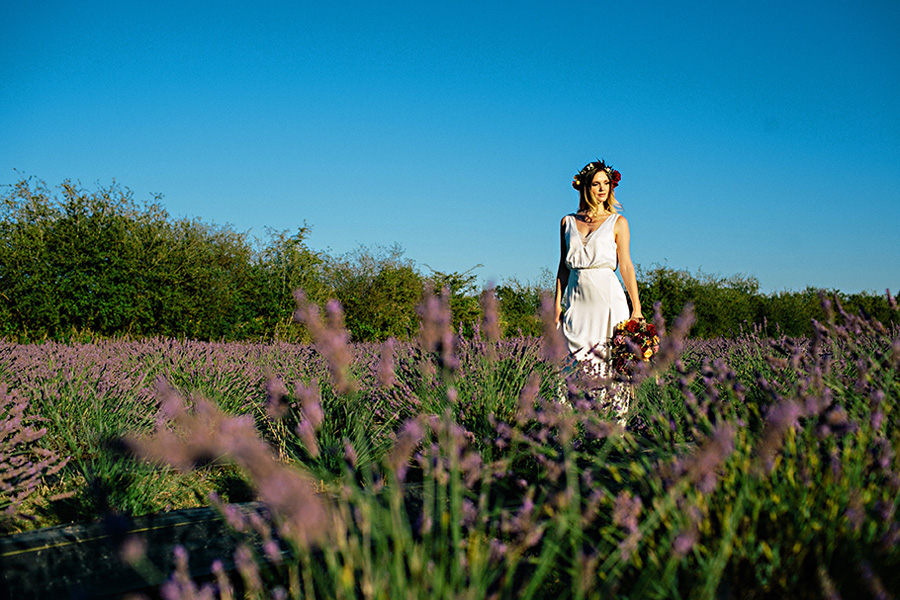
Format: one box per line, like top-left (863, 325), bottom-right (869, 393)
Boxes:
top-left (1, 179), bottom-right (894, 342)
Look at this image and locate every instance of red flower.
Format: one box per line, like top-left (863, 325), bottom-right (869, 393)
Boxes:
top-left (608, 318), bottom-right (659, 376)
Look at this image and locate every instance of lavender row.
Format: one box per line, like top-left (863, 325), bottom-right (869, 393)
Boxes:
top-left (2, 291), bottom-right (899, 597)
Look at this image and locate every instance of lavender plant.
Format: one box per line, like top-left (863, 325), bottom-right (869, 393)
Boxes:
top-left (2, 287), bottom-right (898, 598)
top-left (0, 384), bottom-right (68, 524)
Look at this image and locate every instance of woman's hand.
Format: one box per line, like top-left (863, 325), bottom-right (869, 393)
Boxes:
top-left (630, 309), bottom-right (644, 322)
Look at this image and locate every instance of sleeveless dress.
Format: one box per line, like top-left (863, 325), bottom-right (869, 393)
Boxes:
top-left (561, 213), bottom-right (630, 374)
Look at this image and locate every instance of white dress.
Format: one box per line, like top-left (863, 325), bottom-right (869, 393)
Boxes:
top-left (561, 213), bottom-right (630, 373)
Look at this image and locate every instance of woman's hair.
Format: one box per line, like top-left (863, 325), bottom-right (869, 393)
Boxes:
top-left (572, 160), bottom-right (623, 214)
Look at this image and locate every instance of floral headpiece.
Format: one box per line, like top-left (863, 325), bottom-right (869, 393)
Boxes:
top-left (571, 159), bottom-right (622, 191)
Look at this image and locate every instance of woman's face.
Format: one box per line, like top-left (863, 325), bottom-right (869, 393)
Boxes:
top-left (590, 170), bottom-right (611, 206)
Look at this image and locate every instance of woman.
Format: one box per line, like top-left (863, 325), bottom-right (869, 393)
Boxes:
top-left (555, 159), bottom-right (643, 375)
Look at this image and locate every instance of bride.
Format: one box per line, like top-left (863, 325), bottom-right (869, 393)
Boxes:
top-left (554, 159), bottom-right (643, 416)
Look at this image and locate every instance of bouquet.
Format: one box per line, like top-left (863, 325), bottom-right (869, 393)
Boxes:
top-left (609, 319), bottom-right (660, 375)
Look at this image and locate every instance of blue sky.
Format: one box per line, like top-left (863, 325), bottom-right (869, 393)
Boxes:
top-left (2, 1), bottom-right (898, 294)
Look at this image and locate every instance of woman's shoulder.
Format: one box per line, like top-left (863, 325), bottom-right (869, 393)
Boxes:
top-left (560, 214), bottom-right (574, 227)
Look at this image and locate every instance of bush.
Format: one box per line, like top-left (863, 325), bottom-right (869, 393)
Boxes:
top-left (321, 244), bottom-right (425, 341)
top-left (0, 179), bottom-right (257, 340)
top-left (496, 277), bottom-right (544, 337)
top-left (3, 178), bottom-right (894, 343)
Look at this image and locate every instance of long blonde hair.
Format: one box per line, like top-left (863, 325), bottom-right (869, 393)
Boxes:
top-left (576, 165), bottom-right (622, 214)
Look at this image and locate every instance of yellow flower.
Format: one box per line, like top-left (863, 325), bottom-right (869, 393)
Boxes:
top-left (643, 348), bottom-right (653, 360)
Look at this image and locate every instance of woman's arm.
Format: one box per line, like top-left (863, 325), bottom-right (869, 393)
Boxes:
top-left (554, 216), bottom-right (569, 325)
top-left (615, 216), bottom-right (643, 320)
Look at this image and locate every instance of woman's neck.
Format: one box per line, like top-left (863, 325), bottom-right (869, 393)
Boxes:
top-left (578, 208), bottom-right (612, 221)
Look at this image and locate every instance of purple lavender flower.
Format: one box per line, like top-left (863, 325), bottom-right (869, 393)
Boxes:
top-left (489, 538), bottom-right (509, 563)
top-left (416, 287), bottom-right (458, 373)
top-left (672, 528), bottom-right (698, 558)
top-left (480, 287), bottom-right (502, 345)
top-left (295, 420), bottom-right (320, 459)
top-left (0, 384), bottom-right (69, 517)
top-left (539, 293), bottom-right (568, 362)
top-left (293, 292), bottom-right (356, 394)
top-left (118, 535), bottom-right (147, 566)
top-left (685, 423), bottom-right (735, 493)
top-left (757, 401), bottom-right (803, 473)
top-left (234, 544), bottom-right (263, 596)
top-left (387, 419), bottom-right (425, 481)
top-left (160, 545), bottom-right (216, 600)
top-left (129, 392), bottom-right (330, 547)
top-left (344, 439), bottom-right (359, 470)
top-left (295, 380), bottom-right (324, 430)
top-left (265, 375), bottom-right (290, 421)
top-left (376, 337), bottom-right (396, 388)
top-left (612, 491), bottom-right (643, 542)
top-left (516, 372), bottom-right (541, 424)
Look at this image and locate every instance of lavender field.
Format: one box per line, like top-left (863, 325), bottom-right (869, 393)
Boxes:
top-left (2, 292), bottom-right (899, 599)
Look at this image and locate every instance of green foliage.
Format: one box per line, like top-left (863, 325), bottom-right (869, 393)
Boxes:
top-left (496, 278), bottom-right (544, 337)
top-left (638, 265), bottom-right (762, 337)
top-left (638, 264), bottom-right (896, 338)
top-left (0, 179), bottom-right (257, 340)
top-left (321, 245), bottom-right (424, 341)
top-left (2, 178), bottom-right (895, 343)
top-left (756, 287), bottom-right (827, 336)
top-left (427, 265), bottom-right (483, 337)
top-left (265, 382), bottom-right (401, 483)
top-left (240, 227), bottom-right (326, 340)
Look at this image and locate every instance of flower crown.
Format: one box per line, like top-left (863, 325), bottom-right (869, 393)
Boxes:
top-left (571, 159), bottom-right (622, 191)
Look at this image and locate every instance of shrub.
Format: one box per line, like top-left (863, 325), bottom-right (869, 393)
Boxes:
top-left (0, 384), bottom-right (68, 523)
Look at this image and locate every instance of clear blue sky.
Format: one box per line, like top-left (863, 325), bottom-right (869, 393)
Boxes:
top-left (3, 1), bottom-right (898, 294)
